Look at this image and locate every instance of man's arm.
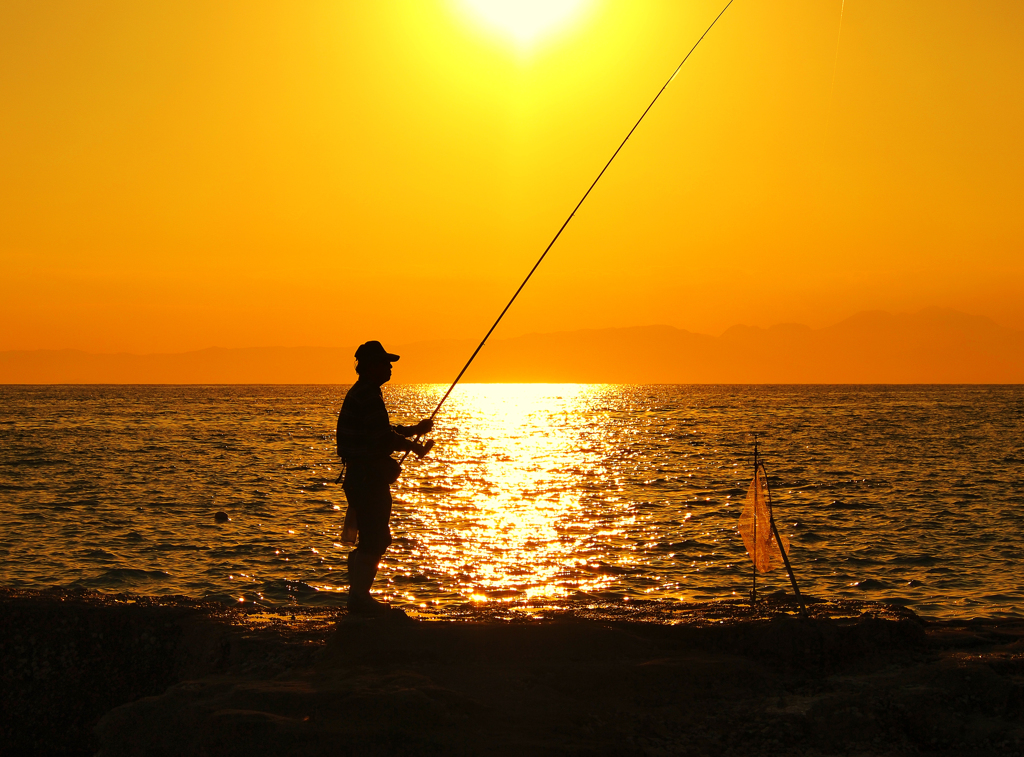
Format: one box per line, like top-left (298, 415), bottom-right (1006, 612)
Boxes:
top-left (392, 418), bottom-right (433, 438)
top-left (388, 430), bottom-right (434, 458)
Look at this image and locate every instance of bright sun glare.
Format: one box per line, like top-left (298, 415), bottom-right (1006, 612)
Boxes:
top-left (456, 0), bottom-right (591, 47)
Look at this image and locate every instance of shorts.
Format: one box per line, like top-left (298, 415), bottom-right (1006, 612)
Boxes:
top-left (343, 467), bottom-right (393, 558)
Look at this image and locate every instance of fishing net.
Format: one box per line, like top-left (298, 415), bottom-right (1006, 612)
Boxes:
top-left (340, 507), bottom-right (358, 546)
top-left (738, 463), bottom-right (790, 573)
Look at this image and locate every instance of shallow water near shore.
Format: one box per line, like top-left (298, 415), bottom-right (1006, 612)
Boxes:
top-left (0, 384), bottom-right (1021, 619)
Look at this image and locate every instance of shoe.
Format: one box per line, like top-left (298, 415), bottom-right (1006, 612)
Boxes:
top-left (348, 594), bottom-right (391, 615)
top-left (348, 595), bottom-right (410, 620)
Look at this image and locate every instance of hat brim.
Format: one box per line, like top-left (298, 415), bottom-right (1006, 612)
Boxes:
top-left (355, 341), bottom-right (401, 362)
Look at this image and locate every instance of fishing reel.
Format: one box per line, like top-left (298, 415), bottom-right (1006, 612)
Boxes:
top-left (413, 438), bottom-right (435, 458)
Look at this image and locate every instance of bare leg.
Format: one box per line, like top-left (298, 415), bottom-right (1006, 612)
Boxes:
top-left (347, 549), bottom-right (387, 613)
top-left (343, 478), bottom-right (393, 615)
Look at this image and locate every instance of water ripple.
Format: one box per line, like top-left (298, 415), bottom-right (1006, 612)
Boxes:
top-left (0, 384), bottom-right (1021, 618)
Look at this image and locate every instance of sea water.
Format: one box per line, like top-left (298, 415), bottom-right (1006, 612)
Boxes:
top-left (0, 384), bottom-right (1021, 619)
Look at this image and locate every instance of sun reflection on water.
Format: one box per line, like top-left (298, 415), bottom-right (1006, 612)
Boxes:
top-left (394, 384), bottom-right (625, 604)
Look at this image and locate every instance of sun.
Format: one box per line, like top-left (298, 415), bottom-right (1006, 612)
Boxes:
top-left (455, 0), bottom-right (593, 48)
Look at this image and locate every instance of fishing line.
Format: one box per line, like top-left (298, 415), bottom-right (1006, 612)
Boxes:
top-left (820, 0), bottom-right (846, 162)
top-left (830, 0), bottom-right (847, 93)
top-left (403, 0), bottom-right (736, 458)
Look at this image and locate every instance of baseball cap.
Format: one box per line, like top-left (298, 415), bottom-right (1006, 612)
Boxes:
top-left (354, 340), bottom-right (400, 362)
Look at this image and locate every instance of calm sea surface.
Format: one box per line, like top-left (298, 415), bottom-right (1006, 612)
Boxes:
top-left (1, 385), bottom-right (1021, 619)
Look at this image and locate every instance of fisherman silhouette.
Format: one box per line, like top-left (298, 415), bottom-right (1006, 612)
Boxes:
top-left (337, 340), bottom-right (433, 615)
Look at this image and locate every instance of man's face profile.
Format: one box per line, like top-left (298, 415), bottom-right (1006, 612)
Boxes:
top-left (362, 359), bottom-right (392, 385)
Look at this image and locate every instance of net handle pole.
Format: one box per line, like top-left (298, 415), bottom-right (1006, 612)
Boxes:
top-left (398, 0), bottom-right (737, 466)
top-left (761, 459), bottom-right (807, 617)
top-left (751, 435), bottom-right (758, 608)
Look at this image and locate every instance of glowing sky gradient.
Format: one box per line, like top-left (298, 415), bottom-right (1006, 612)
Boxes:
top-left (456, 0), bottom-right (594, 48)
top-left (2, 1), bottom-right (1021, 355)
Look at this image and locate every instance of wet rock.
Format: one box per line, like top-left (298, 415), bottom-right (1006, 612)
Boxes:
top-left (5, 588), bottom-right (1024, 756)
top-left (851, 578), bottom-right (889, 590)
top-left (0, 587), bottom-right (235, 755)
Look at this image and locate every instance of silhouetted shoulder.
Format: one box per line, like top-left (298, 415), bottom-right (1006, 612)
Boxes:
top-left (338, 381), bottom-right (392, 458)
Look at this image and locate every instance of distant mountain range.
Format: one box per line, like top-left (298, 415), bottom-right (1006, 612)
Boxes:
top-left (2, 308), bottom-right (1022, 384)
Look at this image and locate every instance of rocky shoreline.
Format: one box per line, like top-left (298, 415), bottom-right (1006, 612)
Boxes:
top-left (2, 587), bottom-right (1022, 756)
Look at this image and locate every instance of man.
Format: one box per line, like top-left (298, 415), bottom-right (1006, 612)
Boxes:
top-left (337, 340), bottom-right (433, 615)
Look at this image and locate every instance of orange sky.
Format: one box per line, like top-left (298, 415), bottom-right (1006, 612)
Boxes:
top-left (2, 0), bottom-right (1022, 354)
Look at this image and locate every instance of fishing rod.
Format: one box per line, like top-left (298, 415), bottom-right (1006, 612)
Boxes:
top-left (402, 0), bottom-right (736, 461)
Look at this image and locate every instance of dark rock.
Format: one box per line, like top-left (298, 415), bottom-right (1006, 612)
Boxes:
top-left (4, 588), bottom-right (1024, 756)
top-left (0, 587), bottom-right (235, 755)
